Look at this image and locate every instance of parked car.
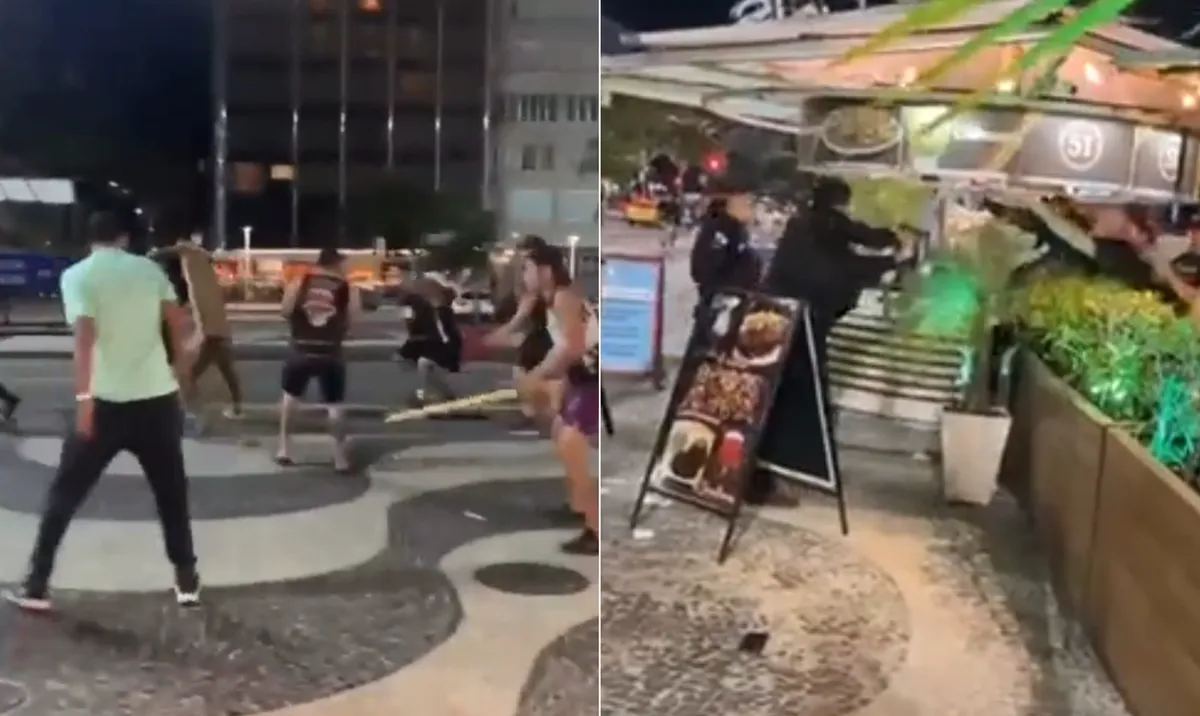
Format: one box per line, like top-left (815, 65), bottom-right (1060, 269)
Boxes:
top-left (452, 290), bottom-right (495, 317)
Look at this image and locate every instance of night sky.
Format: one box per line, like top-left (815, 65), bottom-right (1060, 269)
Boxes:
top-left (604, 0), bottom-right (1197, 38)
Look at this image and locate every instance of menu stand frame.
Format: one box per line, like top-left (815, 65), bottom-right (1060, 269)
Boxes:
top-left (629, 291), bottom-right (817, 564)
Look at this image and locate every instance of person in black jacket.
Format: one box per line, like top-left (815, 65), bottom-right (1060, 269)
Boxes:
top-left (690, 190), bottom-right (761, 312)
top-left (396, 276), bottom-right (463, 407)
top-left (750, 175), bottom-right (904, 505)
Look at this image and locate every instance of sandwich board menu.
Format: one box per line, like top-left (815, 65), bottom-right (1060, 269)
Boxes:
top-left (629, 289), bottom-right (801, 562)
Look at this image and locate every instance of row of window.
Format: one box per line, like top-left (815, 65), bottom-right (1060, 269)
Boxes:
top-left (227, 160), bottom-right (481, 195)
top-left (229, 22), bottom-right (482, 63)
top-left (511, 139), bottom-right (598, 174)
top-left (227, 70), bottom-right (452, 105)
top-left (505, 188), bottom-right (597, 225)
top-left (502, 94), bottom-right (599, 123)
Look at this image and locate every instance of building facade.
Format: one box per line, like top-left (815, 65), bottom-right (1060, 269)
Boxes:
top-left (214, 0), bottom-right (496, 247)
top-left (495, 0), bottom-right (599, 248)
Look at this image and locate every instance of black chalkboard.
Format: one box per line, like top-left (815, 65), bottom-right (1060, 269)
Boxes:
top-left (630, 289), bottom-right (805, 562)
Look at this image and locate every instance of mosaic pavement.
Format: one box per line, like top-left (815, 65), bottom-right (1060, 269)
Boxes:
top-left (602, 389), bottom-right (1133, 716)
top-left (0, 416), bottom-right (598, 715)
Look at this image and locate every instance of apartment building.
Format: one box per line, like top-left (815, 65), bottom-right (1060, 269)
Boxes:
top-left (213, 0), bottom-right (494, 247)
top-left (495, 0), bottom-right (599, 248)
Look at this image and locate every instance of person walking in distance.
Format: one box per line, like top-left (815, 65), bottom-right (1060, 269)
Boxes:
top-left (7, 212), bottom-right (201, 611)
top-left (150, 239), bottom-right (244, 418)
top-left (276, 247), bottom-right (359, 472)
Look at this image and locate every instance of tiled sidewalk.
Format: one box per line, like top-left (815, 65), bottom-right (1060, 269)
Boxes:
top-left (601, 390), bottom-right (1131, 716)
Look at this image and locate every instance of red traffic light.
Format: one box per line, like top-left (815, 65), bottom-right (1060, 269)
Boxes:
top-left (704, 152), bottom-right (726, 174)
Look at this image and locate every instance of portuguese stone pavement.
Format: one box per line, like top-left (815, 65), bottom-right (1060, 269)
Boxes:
top-left (0, 359), bottom-right (598, 716)
top-left (601, 386), bottom-right (1135, 716)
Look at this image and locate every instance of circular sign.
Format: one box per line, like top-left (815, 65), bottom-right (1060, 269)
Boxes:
top-left (1057, 120), bottom-right (1104, 172)
top-left (1157, 134), bottom-right (1181, 183)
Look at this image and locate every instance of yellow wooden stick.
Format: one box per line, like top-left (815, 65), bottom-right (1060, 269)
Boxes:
top-left (383, 388), bottom-right (519, 423)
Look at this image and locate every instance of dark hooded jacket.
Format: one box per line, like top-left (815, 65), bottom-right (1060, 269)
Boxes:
top-left (764, 206), bottom-right (899, 319)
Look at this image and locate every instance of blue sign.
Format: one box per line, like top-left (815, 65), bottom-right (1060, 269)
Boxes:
top-left (600, 257), bottom-right (661, 374)
top-left (0, 253), bottom-right (73, 298)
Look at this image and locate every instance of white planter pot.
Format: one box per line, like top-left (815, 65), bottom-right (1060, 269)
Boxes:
top-left (939, 408), bottom-right (1013, 505)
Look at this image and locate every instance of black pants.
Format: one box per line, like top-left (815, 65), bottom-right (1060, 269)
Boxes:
top-left (26, 392), bottom-right (196, 585)
top-left (190, 336), bottom-right (243, 406)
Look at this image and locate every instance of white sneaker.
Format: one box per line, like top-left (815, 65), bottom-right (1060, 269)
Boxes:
top-left (4, 587), bottom-right (51, 613)
top-left (174, 568), bottom-right (202, 607)
top-left (222, 407), bottom-right (243, 420)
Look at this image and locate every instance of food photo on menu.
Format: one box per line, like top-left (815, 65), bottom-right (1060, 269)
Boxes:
top-left (647, 293), bottom-right (799, 510)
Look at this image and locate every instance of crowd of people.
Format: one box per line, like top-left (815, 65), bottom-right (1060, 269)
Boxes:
top-left (687, 173), bottom-right (1200, 508)
top-left (2, 215), bottom-right (599, 613)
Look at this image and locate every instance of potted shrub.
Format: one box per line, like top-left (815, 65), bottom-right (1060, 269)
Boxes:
top-left (900, 217), bottom-right (1037, 504)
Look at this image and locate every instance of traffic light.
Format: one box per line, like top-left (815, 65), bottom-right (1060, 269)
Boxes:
top-left (703, 151), bottom-right (726, 174)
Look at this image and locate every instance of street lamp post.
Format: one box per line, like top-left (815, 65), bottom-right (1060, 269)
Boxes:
top-left (567, 235), bottom-right (580, 280)
top-left (241, 225), bottom-right (253, 300)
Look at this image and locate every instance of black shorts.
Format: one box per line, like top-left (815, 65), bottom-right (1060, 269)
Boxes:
top-left (282, 354), bottom-right (346, 404)
top-left (397, 338), bottom-right (461, 373)
top-left (517, 330), bottom-right (553, 372)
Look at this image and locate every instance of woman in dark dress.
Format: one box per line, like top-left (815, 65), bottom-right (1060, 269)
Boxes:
top-left (396, 277), bottom-right (462, 406)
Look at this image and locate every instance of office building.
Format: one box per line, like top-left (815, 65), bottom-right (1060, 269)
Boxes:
top-left (495, 0), bottom-right (599, 248)
top-left (214, 0), bottom-right (495, 247)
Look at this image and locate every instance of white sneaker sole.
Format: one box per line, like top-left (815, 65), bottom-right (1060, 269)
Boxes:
top-left (4, 590), bottom-right (50, 612)
top-left (174, 587), bottom-right (201, 607)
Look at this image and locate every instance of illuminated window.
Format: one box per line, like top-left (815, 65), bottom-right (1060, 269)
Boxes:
top-left (358, 0), bottom-right (382, 11)
top-left (231, 163), bottom-right (266, 194)
top-left (397, 72), bottom-right (433, 100)
top-left (270, 164), bottom-right (295, 181)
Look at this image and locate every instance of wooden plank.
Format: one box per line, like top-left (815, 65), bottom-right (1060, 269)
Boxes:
top-left (1026, 358), bottom-right (1107, 615)
top-left (1090, 431), bottom-right (1200, 716)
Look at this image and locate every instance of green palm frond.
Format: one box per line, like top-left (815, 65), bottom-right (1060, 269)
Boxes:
top-left (837, 0), bottom-right (1140, 129)
top-left (912, 0), bottom-right (1070, 88)
top-left (829, 0), bottom-right (983, 67)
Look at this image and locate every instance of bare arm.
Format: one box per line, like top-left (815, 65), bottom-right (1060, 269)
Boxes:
top-left (1151, 254), bottom-right (1198, 303)
top-left (346, 284), bottom-right (363, 330)
top-left (72, 318), bottom-right (96, 398)
top-left (152, 262), bottom-right (193, 376)
top-left (528, 290), bottom-right (585, 381)
top-left (163, 301), bottom-right (193, 375)
top-left (1162, 267), bottom-right (1198, 304)
top-left (59, 270), bottom-right (98, 398)
top-left (280, 278), bottom-right (302, 317)
top-left (487, 294), bottom-right (537, 344)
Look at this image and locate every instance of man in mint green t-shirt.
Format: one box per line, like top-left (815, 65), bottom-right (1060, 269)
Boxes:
top-left (6, 213), bottom-right (202, 613)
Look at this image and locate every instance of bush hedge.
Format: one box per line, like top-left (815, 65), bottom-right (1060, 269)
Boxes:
top-left (1019, 272), bottom-right (1200, 476)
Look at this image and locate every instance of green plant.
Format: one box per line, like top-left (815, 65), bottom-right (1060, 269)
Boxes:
top-left (1017, 272), bottom-right (1200, 473)
top-left (844, 177), bottom-right (932, 231)
top-left (899, 218), bottom-right (1036, 412)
